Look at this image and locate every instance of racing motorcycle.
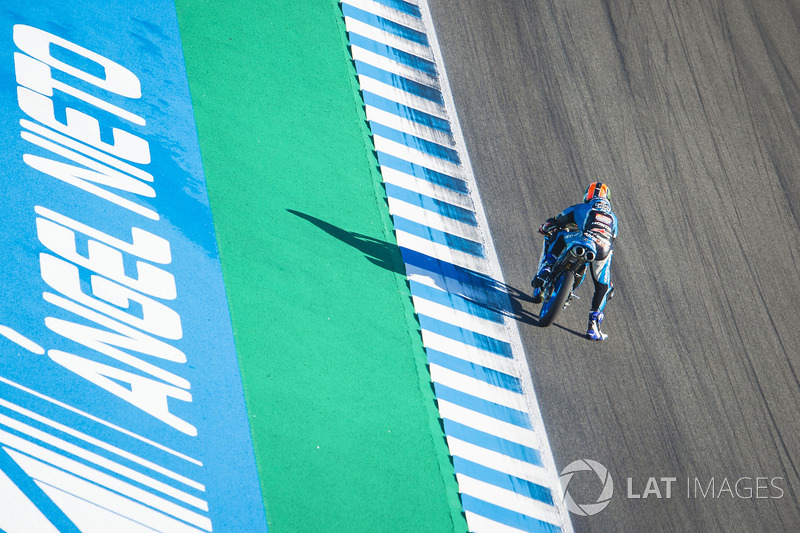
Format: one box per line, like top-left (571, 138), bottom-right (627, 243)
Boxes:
top-left (536, 230), bottom-right (598, 327)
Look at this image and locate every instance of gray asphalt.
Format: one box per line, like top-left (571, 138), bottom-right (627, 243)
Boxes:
top-left (427, 0), bottom-right (800, 531)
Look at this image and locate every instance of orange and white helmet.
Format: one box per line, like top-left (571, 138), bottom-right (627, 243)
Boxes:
top-left (583, 182), bottom-right (610, 203)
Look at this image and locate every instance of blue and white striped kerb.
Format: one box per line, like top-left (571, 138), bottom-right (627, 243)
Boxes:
top-left (341, 1), bottom-right (573, 532)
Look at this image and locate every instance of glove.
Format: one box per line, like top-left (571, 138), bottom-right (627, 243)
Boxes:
top-left (539, 218), bottom-right (558, 235)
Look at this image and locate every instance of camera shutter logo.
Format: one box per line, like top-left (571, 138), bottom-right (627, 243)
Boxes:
top-left (559, 459), bottom-right (614, 516)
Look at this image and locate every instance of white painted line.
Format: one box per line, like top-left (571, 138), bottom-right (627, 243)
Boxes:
top-left (437, 400), bottom-right (541, 449)
top-left (345, 0), bottom-right (572, 529)
top-left (365, 105), bottom-right (454, 147)
top-left (0, 415), bottom-right (207, 510)
top-left (457, 474), bottom-right (561, 527)
top-left (5, 444), bottom-right (210, 530)
top-left (463, 512), bottom-right (530, 533)
top-left (0, 466), bottom-right (60, 533)
top-left (394, 230), bottom-right (490, 275)
top-left (0, 375), bottom-right (201, 466)
top-left (412, 296), bottom-right (506, 339)
top-left (406, 266), bottom-right (449, 290)
top-left (405, 261), bottom-right (497, 293)
top-left (13, 451), bottom-right (207, 533)
top-left (381, 167), bottom-right (473, 209)
top-left (37, 484), bottom-right (168, 533)
top-left (387, 197), bottom-right (480, 240)
top-left (0, 325), bottom-right (44, 355)
top-left (405, 264), bottom-right (508, 318)
top-left (344, 17), bottom-right (433, 61)
top-left (357, 75), bottom-right (446, 118)
top-left (416, 0), bottom-right (572, 529)
top-left (372, 135), bottom-right (461, 176)
top-left (342, 0), bottom-right (426, 32)
top-left (0, 397), bottom-right (204, 491)
top-left (429, 364), bottom-right (528, 412)
top-left (349, 44), bottom-right (438, 88)
top-left (421, 330), bottom-right (518, 375)
top-left (447, 437), bottom-right (551, 487)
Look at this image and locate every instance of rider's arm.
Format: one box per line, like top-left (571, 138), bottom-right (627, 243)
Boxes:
top-left (554, 205), bottom-right (577, 228)
top-left (539, 217), bottom-right (558, 235)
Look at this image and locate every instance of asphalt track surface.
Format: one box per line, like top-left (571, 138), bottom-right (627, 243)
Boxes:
top-left (427, 1), bottom-right (800, 531)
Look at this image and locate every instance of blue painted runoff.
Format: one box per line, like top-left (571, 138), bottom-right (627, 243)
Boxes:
top-left (418, 314), bottom-right (512, 357)
top-left (442, 419), bottom-right (542, 466)
top-left (0, 4), bottom-right (268, 531)
top-left (370, 121), bottom-right (460, 163)
top-left (372, 0), bottom-right (422, 18)
top-left (452, 456), bottom-right (554, 505)
top-left (460, 494), bottom-right (561, 533)
top-left (376, 152), bottom-right (467, 193)
top-left (354, 60), bottom-right (443, 104)
top-left (426, 348), bottom-right (520, 391)
top-left (392, 216), bottom-right (483, 256)
top-left (400, 248), bottom-right (511, 312)
top-left (342, 3), bottom-right (429, 46)
top-left (362, 90), bottom-right (452, 134)
top-left (434, 384), bottom-right (533, 429)
top-left (348, 32), bottom-right (437, 76)
top-left (409, 281), bottom-right (503, 323)
top-left (385, 183), bottom-right (477, 226)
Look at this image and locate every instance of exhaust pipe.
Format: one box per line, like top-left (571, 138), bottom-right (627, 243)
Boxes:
top-left (585, 251), bottom-right (595, 262)
top-left (572, 246), bottom-right (585, 258)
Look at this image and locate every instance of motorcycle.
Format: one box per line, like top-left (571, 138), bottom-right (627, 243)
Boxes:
top-left (535, 230), bottom-right (598, 327)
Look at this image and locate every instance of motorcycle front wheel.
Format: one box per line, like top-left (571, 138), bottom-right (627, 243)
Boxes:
top-left (538, 271), bottom-right (573, 327)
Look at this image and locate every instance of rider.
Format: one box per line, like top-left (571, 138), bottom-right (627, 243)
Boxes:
top-left (531, 182), bottom-right (618, 341)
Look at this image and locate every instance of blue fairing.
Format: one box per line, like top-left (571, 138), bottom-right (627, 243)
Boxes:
top-left (562, 231), bottom-right (598, 254)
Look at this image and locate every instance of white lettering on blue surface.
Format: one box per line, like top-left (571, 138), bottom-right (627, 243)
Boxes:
top-left (13, 25), bottom-right (143, 99)
top-left (36, 215), bottom-right (177, 300)
top-left (8, 22), bottom-right (211, 531)
top-left (15, 52), bottom-right (146, 126)
top-left (40, 254), bottom-right (183, 341)
top-left (48, 350), bottom-right (196, 437)
top-left (18, 86), bottom-right (151, 164)
top-left (13, 26), bottom-right (199, 450)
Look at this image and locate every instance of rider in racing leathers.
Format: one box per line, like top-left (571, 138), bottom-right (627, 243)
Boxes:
top-left (531, 182), bottom-right (618, 341)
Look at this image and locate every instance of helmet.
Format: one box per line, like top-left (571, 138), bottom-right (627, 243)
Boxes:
top-left (583, 182), bottom-right (610, 203)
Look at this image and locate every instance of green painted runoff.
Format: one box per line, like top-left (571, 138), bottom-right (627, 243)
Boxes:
top-left (174, 1), bottom-right (467, 531)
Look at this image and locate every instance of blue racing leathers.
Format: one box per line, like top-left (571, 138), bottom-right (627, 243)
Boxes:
top-left (537, 197), bottom-right (618, 312)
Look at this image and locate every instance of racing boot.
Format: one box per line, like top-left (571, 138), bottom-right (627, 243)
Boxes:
top-left (586, 310), bottom-right (608, 341)
top-left (531, 253), bottom-right (556, 304)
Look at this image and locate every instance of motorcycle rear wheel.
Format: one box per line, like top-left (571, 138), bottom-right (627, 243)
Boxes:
top-left (538, 271), bottom-right (573, 327)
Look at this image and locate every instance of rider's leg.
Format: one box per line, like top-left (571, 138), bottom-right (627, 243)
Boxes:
top-left (532, 234), bottom-right (563, 303)
top-left (532, 233), bottom-right (563, 288)
top-left (586, 252), bottom-right (613, 341)
top-left (532, 237), bottom-right (550, 288)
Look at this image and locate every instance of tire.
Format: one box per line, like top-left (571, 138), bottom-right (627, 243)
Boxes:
top-left (538, 271), bottom-right (573, 327)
